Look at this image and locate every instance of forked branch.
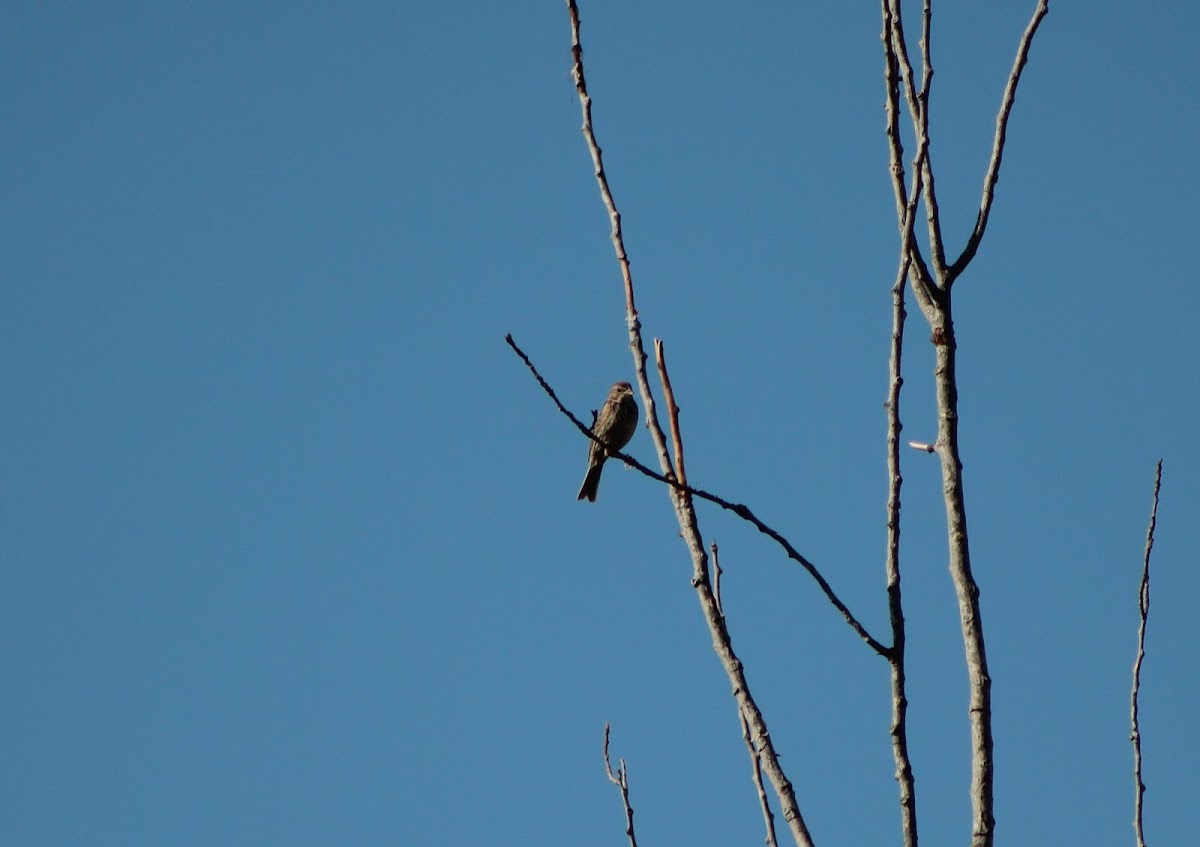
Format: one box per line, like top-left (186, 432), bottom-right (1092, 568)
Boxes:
top-left (879, 3), bottom-right (1050, 847)
top-left (603, 725), bottom-right (640, 847)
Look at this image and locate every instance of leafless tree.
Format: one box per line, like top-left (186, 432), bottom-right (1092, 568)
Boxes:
top-left (508, 3), bottom-right (1165, 846)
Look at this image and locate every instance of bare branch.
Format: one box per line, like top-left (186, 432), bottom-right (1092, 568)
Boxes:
top-left (506, 333), bottom-right (889, 657)
top-left (1131, 460), bottom-right (1162, 847)
top-left (913, 0), bottom-right (949, 282)
top-left (922, 314), bottom-right (997, 847)
top-left (880, 1), bottom-right (909, 225)
top-left (654, 339), bottom-right (688, 489)
top-left (566, 0), bottom-right (674, 479)
top-left (710, 543), bottom-right (779, 847)
top-left (882, 126), bottom-right (925, 847)
top-left (948, 0), bottom-right (1050, 283)
top-left (642, 337), bottom-right (816, 847)
top-left (603, 724), bottom-right (640, 847)
top-left (882, 6), bottom-right (1052, 844)
top-left (712, 541), bottom-right (724, 616)
top-left (881, 0), bottom-right (939, 317)
top-left (564, 7), bottom-right (819, 844)
top-left (885, 0), bottom-right (948, 279)
top-left (740, 708), bottom-right (780, 847)
top-left (919, 0), bottom-right (933, 102)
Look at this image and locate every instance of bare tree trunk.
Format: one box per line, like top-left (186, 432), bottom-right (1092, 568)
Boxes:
top-left (932, 316), bottom-right (994, 845)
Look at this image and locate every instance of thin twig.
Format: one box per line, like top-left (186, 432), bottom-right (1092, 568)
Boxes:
top-left (884, 0), bottom-right (920, 157)
top-left (919, 0), bottom-right (933, 102)
top-left (506, 333), bottom-right (888, 657)
top-left (712, 541), bottom-right (724, 616)
top-left (914, 0), bottom-right (948, 281)
top-left (740, 708), bottom-right (780, 847)
top-left (881, 0), bottom-right (938, 318)
top-left (603, 724), bottom-right (640, 847)
top-left (1131, 460), bottom-right (1162, 847)
top-left (655, 339), bottom-right (687, 489)
top-left (887, 0), bottom-right (947, 279)
top-left (948, 0), bottom-right (1050, 283)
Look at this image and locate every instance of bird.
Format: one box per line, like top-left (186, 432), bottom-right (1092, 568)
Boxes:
top-left (577, 381), bottom-right (639, 502)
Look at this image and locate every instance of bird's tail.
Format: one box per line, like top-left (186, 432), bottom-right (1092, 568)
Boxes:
top-left (576, 463), bottom-right (603, 502)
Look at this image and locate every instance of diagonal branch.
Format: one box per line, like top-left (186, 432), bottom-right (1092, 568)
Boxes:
top-left (506, 333), bottom-right (888, 657)
top-left (566, 0), bottom-right (674, 480)
top-left (1131, 460), bottom-right (1162, 847)
top-left (506, 331), bottom-right (892, 652)
top-left (563, 7), bottom-right (833, 843)
top-left (947, 0), bottom-right (1050, 283)
top-left (712, 542), bottom-right (780, 847)
top-left (652, 345), bottom-right (815, 847)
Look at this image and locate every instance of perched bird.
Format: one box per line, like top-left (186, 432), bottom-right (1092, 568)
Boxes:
top-left (577, 381), bottom-right (639, 502)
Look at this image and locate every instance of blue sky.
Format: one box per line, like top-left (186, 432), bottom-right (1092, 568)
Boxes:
top-left (3, 2), bottom-right (1197, 844)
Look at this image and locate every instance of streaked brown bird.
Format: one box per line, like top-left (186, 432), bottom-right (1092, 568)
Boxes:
top-left (576, 381), bottom-right (639, 502)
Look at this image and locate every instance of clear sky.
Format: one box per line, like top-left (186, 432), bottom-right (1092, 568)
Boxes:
top-left (3, 2), bottom-right (1197, 845)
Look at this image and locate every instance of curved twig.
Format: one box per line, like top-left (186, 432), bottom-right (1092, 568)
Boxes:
top-left (948, 0), bottom-right (1050, 283)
